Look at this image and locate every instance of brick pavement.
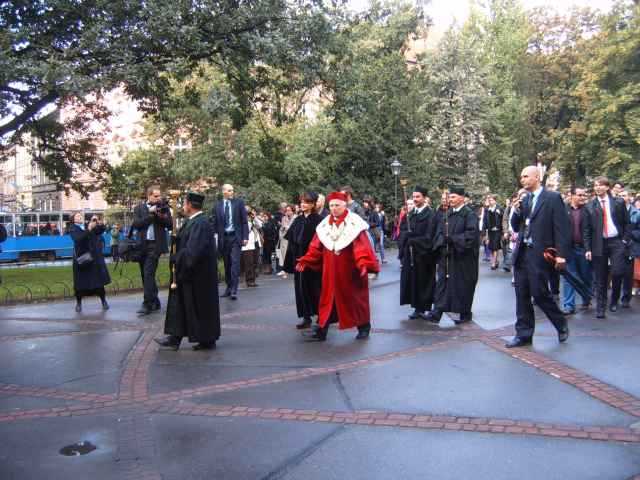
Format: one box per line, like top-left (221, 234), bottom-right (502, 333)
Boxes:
top-left (1, 284), bottom-right (639, 479)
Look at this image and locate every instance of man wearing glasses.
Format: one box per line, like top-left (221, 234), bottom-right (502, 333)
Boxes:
top-left (561, 186), bottom-right (592, 314)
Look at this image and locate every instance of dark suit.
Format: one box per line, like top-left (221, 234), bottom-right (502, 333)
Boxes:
top-left (511, 188), bottom-right (570, 338)
top-left (212, 197), bottom-right (249, 295)
top-left (583, 195), bottom-right (630, 312)
top-left (132, 202), bottom-right (172, 309)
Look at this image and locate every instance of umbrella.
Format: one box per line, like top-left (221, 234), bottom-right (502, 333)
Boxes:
top-left (543, 248), bottom-right (593, 302)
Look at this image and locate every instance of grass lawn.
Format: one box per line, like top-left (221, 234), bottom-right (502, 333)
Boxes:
top-left (0, 259), bottom-right (171, 304)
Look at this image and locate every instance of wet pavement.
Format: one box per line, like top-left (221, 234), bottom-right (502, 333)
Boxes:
top-left (1, 253), bottom-right (639, 480)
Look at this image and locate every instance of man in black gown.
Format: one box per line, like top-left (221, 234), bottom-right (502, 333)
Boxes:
top-left (399, 186), bottom-right (438, 320)
top-left (284, 192), bottom-right (323, 329)
top-left (155, 192), bottom-right (221, 351)
top-left (426, 185), bottom-right (480, 325)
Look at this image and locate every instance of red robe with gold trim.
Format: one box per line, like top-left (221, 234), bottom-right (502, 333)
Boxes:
top-left (297, 212), bottom-right (380, 329)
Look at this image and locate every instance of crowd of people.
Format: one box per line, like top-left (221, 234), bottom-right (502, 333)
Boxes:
top-left (64, 172), bottom-right (639, 351)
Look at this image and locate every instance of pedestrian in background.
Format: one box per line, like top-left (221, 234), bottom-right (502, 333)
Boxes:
top-left (110, 223), bottom-right (121, 262)
top-left (276, 204), bottom-right (295, 279)
top-left (70, 212), bottom-right (110, 313)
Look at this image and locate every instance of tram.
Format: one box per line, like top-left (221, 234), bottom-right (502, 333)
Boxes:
top-left (0, 210), bottom-right (114, 262)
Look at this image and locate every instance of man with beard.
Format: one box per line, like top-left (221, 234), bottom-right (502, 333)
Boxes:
top-left (155, 192), bottom-right (221, 351)
top-left (284, 192), bottom-right (323, 329)
top-left (400, 186), bottom-right (438, 320)
top-left (425, 185), bottom-right (480, 325)
top-left (296, 191), bottom-right (379, 342)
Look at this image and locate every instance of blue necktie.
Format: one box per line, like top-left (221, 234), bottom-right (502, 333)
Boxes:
top-left (224, 201), bottom-right (231, 229)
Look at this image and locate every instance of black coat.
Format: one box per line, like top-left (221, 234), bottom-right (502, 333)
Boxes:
top-left (433, 205), bottom-right (480, 314)
top-left (71, 224), bottom-right (111, 292)
top-left (283, 213), bottom-right (322, 318)
top-left (400, 206), bottom-right (438, 311)
top-left (630, 210), bottom-right (640, 258)
top-left (164, 213), bottom-right (220, 343)
top-left (211, 198), bottom-right (249, 252)
top-left (132, 202), bottom-right (172, 255)
top-left (482, 207), bottom-right (503, 251)
top-left (583, 194), bottom-right (630, 256)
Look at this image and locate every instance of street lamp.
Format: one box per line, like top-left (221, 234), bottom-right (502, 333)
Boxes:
top-left (390, 158), bottom-right (402, 217)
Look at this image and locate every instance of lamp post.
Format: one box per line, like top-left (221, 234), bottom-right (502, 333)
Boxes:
top-left (390, 158), bottom-right (402, 217)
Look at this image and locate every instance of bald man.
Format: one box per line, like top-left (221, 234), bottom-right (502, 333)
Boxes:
top-left (212, 184), bottom-right (248, 300)
top-left (506, 166), bottom-right (571, 348)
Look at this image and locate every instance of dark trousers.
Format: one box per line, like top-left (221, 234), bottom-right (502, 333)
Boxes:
top-left (139, 242), bottom-right (160, 308)
top-left (514, 247), bottom-right (567, 338)
top-left (593, 237), bottom-right (625, 312)
top-left (111, 245), bottom-right (119, 262)
top-left (241, 249), bottom-right (256, 285)
top-left (222, 234), bottom-right (241, 294)
top-left (620, 260), bottom-right (634, 305)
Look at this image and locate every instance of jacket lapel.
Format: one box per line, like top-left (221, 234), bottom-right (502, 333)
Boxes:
top-left (530, 189), bottom-right (546, 221)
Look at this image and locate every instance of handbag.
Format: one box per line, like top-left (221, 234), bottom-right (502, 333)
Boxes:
top-left (75, 250), bottom-right (94, 267)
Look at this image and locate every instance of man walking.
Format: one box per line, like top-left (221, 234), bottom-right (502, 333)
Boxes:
top-left (425, 185), bottom-right (479, 325)
top-left (505, 166), bottom-right (570, 348)
top-left (212, 184), bottom-right (248, 300)
top-left (132, 185), bottom-right (172, 315)
top-left (583, 177), bottom-right (630, 317)
top-left (561, 187), bottom-right (592, 314)
top-left (619, 189), bottom-right (634, 308)
top-left (155, 192), bottom-right (220, 351)
top-left (400, 186), bottom-right (437, 320)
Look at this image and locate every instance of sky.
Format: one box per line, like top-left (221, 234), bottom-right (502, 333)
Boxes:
top-left (348, 0), bottom-right (618, 26)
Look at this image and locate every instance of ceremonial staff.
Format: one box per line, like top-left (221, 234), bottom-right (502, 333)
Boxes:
top-left (165, 189), bottom-right (181, 326)
top-left (442, 188), bottom-right (450, 279)
top-left (400, 178), bottom-right (414, 267)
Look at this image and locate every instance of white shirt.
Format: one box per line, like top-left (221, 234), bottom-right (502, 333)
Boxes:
top-left (189, 211), bottom-right (203, 220)
top-left (413, 204), bottom-right (426, 215)
top-left (598, 195), bottom-right (619, 238)
top-left (530, 187), bottom-right (543, 214)
top-left (146, 203), bottom-right (155, 241)
top-left (453, 205), bottom-right (464, 213)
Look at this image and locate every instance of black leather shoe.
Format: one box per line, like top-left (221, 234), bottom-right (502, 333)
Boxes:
top-left (561, 308), bottom-right (575, 315)
top-left (230, 293), bottom-right (238, 300)
top-left (192, 342), bottom-right (216, 351)
top-left (220, 291), bottom-right (231, 298)
top-left (101, 300), bottom-right (110, 311)
top-left (296, 318), bottom-right (312, 330)
top-left (609, 304), bottom-right (618, 313)
top-left (75, 303), bottom-right (82, 313)
top-left (621, 301), bottom-right (630, 309)
top-left (137, 306), bottom-right (152, 315)
top-left (424, 311), bottom-right (442, 324)
top-left (596, 310), bottom-right (606, 319)
top-left (154, 337), bottom-right (180, 351)
top-left (247, 283), bottom-right (259, 288)
top-left (408, 309), bottom-right (423, 320)
top-left (558, 328), bottom-right (569, 343)
top-left (355, 326), bottom-right (371, 340)
top-left (302, 327), bottom-right (327, 342)
top-left (454, 314), bottom-right (472, 325)
top-left (151, 301), bottom-right (161, 311)
top-left (505, 337), bottom-right (532, 348)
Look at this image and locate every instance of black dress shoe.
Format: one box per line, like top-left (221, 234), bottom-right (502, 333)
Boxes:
top-left (355, 330), bottom-right (370, 340)
top-left (561, 308), bottom-right (576, 315)
top-left (505, 337), bottom-right (532, 348)
top-left (621, 301), bottom-right (630, 309)
top-left (154, 337), bottom-right (180, 350)
top-left (101, 300), bottom-right (110, 311)
top-left (609, 304), bottom-right (618, 313)
top-left (220, 291), bottom-right (231, 298)
top-left (596, 310), bottom-right (606, 319)
top-left (192, 342), bottom-right (216, 351)
top-left (137, 306), bottom-right (152, 315)
top-left (151, 301), bottom-right (161, 311)
top-left (75, 303), bottom-right (82, 313)
top-left (558, 328), bottom-right (569, 343)
top-left (296, 318), bottom-right (312, 330)
top-left (424, 311), bottom-right (442, 324)
top-left (408, 309), bottom-right (423, 320)
top-left (454, 313), bottom-right (472, 325)
top-left (302, 327), bottom-right (327, 342)
top-left (502, 267), bottom-right (511, 273)
top-left (230, 293), bottom-right (238, 300)
top-left (247, 283), bottom-right (259, 288)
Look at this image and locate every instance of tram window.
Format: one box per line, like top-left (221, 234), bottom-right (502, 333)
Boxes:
top-left (62, 214), bottom-right (72, 234)
top-left (0, 215), bottom-right (14, 237)
top-left (38, 214), bottom-right (61, 235)
top-left (18, 215), bottom-right (38, 236)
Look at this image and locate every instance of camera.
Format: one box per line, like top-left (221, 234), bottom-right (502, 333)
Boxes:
top-left (157, 199), bottom-right (171, 215)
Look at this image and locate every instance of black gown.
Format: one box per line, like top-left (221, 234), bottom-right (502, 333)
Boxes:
top-left (399, 207), bottom-right (438, 312)
top-left (164, 213), bottom-right (220, 343)
top-left (433, 205), bottom-right (480, 314)
top-left (283, 212), bottom-right (322, 319)
top-left (482, 208), bottom-right (503, 252)
top-left (70, 224), bottom-right (111, 296)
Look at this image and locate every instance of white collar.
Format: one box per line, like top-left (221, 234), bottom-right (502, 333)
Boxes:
top-left (453, 205), bottom-right (464, 213)
top-left (532, 186), bottom-right (543, 198)
top-left (189, 210), bottom-right (203, 220)
top-left (316, 211), bottom-right (369, 253)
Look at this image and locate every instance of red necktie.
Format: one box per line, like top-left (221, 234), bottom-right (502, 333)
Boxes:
top-left (601, 199), bottom-right (608, 238)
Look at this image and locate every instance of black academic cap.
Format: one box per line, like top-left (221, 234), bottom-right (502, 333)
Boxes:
top-left (186, 192), bottom-right (205, 208)
top-left (413, 185), bottom-right (428, 196)
top-left (449, 185), bottom-right (465, 196)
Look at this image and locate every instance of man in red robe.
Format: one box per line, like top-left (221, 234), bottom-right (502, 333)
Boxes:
top-left (296, 191), bottom-right (380, 342)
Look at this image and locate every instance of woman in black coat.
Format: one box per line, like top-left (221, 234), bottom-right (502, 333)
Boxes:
top-left (283, 192), bottom-right (322, 329)
top-left (482, 195), bottom-right (503, 270)
top-left (70, 212), bottom-right (111, 312)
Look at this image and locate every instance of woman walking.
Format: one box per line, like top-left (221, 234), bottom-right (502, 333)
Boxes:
top-left (276, 205), bottom-right (295, 278)
top-left (70, 212), bottom-right (111, 312)
top-left (482, 195), bottom-right (503, 270)
top-left (284, 192), bottom-right (323, 329)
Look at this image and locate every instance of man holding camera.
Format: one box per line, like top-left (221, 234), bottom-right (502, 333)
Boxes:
top-left (133, 185), bottom-right (172, 315)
